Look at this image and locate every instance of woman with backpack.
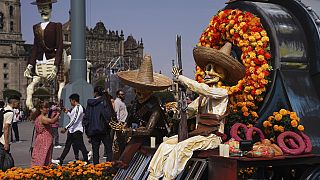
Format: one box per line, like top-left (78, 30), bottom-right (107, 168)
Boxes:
top-left (31, 101), bottom-right (60, 166)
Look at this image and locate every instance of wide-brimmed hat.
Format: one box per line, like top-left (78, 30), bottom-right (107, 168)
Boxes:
top-left (31, 0), bottom-right (57, 5)
top-left (193, 42), bottom-right (245, 85)
top-left (117, 55), bottom-right (173, 91)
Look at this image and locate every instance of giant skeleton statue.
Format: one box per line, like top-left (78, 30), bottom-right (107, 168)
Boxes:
top-left (148, 43), bottom-right (246, 180)
top-left (24, 0), bottom-right (91, 110)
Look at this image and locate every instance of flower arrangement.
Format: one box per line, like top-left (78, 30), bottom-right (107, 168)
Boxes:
top-left (195, 9), bottom-right (272, 130)
top-left (0, 161), bottom-right (115, 180)
top-left (262, 109), bottom-right (304, 141)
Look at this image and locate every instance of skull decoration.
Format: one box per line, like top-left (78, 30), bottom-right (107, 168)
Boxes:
top-left (204, 63), bottom-right (226, 85)
top-left (37, 4), bottom-right (52, 22)
top-left (135, 89), bottom-right (153, 103)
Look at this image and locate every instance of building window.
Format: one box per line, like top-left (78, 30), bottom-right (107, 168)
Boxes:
top-left (0, 12), bottom-right (3, 30)
top-left (3, 73), bottom-right (8, 80)
top-left (3, 63), bottom-right (8, 69)
top-left (10, 21), bottom-right (13, 32)
top-left (9, 6), bottom-right (14, 17)
top-left (64, 34), bottom-right (68, 41)
top-left (4, 83), bottom-right (8, 89)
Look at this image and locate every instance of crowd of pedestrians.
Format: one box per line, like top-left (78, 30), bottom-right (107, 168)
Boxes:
top-left (0, 85), bottom-right (131, 170)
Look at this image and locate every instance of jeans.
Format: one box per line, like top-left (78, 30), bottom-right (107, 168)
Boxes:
top-left (11, 122), bottom-right (19, 142)
top-left (91, 131), bottom-right (112, 165)
top-left (58, 131), bottom-right (88, 162)
top-left (52, 127), bottom-right (59, 146)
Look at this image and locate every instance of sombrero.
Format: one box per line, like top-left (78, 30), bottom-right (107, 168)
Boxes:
top-left (31, 0), bottom-right (57, 5)
top-left (193, 42), bottom-right (245, 85)
top-left (117, 55), bottom-right (173, 91)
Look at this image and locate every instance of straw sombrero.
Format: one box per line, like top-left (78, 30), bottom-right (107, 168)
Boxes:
top-left (117, 55), bottom-right (173, 91)
top-left (31, 0), bottom-right (57, 5)
top-left (193, 42), bottom-right (245, 85)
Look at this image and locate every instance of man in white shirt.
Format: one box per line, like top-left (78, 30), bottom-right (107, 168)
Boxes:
top-left (0, 96), bottom-right (20, 152)
top-left (113, 90), bottom-right (128, 158)
top-left (11, 108), bottom-right (21, 143)
top-left (52, 94), bottom-right (89, 165)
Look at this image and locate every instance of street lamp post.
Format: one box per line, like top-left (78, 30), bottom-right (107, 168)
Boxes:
top-left (60, 0), bottom-right (93, 126)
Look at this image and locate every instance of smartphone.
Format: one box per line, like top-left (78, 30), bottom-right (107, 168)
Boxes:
top-left (59, 99), bottom-right (64, 109)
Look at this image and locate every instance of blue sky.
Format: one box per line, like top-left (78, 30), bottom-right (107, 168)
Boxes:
top-left (21, 0), bottom-right (319, 79)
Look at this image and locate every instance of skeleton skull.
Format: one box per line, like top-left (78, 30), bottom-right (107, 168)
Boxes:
top-left (37, 4), bottom-right (52, 22)
top-left (135, 89), bottom-right (153, 103)
top-left (204, 63), bottom-right (226, 84)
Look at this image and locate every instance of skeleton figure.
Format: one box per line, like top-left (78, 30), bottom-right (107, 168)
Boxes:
top-left (24, 0), bottom-right (92, 110)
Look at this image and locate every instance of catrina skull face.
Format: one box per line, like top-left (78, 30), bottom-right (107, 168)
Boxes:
top-left (37, 4), bottom-right (52, 22)
top-left (135, 89), bottom-right (153, 103)
top-left (204, 63), bottom-right (226, 85)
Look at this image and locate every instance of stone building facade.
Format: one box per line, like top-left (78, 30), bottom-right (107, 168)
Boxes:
top-left (0, 0), bottom-right (28, 101)
top-left (62, 20), bottom-right (144, 85)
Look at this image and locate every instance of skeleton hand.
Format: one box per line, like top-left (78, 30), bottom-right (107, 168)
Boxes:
top-left (24, 64), bottom-right (33, 79)
top-left (172, 66), bottom-right (182, 79)
top-left (47, 66), bottom-right (57, 81)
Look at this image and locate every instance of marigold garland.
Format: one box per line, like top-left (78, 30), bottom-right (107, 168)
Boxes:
top-left (195, 9), bottom-right (272, 129)
top-left (0, 161), bottom-right (115, 180)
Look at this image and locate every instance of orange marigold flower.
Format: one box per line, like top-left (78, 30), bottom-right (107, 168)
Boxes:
top-left (263, 121), bottom-right (269, 127)
top-left (279, 109), bottom-right (288, 115)
top-left (298, 125), bottom-right (304, 131)
top-left (251, 111), bottom-right (258, 118)
top-left (268, 116), bottom-right (274, 121)
top-left (243, 111), bottom-right (249, 117)
top-left (278, 125), bottom-right (284, 132)
top-left (291, 120), bottom-right (298, 127)
top-left (275, 114), bottom-right (282, 121)
top-left (273, 125), bottom-right (279, 131)
top-left (241, 106), bottom-right (248, 112)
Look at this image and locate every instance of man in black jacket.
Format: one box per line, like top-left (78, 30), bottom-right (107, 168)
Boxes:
top-left (83, 86), bottom-right (113, 164)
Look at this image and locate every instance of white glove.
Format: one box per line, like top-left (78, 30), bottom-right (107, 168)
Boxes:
top-left (24, 64), bottom-right (33, 79)
top-left (47, 66), bottom-right (57, 81)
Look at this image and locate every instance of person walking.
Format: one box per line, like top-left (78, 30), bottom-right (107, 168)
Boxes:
top-left (83, 86), bottom-right (114, 164)
top-left (11, 108), bottom-right (22, 143)
top-left (52, 94), bottom-right (89, 165)
top-left (112, 90), bottom-right (128, 159)
top-left (49, 103), bottom-right (62, 149)
top-left (0, 96), bottom-right (20, 171)
top-left (31, 101), bottom-right (60, 167)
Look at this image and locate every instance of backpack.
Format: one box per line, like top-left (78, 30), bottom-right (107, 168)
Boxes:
top-left (84, 98), bottom-right (112, 136)
top-left (0, 109), bottom-right (13, 137)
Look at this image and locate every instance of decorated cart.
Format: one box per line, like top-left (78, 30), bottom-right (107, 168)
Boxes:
top-left (115, 0), bottom-right (320, 179)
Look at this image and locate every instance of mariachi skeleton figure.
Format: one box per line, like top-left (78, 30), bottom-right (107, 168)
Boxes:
top-left (24, 0), bottom-right (92, 110)
top-left (148, 43), bottom-right (246, 180)
top-left (172, 42), bottom-right (245, 136)
top-left (111, 54), bottom-right (172, 168)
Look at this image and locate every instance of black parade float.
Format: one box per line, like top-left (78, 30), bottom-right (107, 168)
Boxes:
top-left (114, 0), bottom-right (320, 179)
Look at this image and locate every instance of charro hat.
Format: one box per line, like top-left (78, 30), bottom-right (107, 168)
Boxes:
top-left (117, 55), bottom-right (173, 91)
top-left (193, 42), bottom-right (245, 85)
top-left (31, 0), bottom-right (57, 5)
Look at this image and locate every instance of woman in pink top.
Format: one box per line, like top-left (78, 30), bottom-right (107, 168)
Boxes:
top-left (31, 101), bottom-right (60, 167)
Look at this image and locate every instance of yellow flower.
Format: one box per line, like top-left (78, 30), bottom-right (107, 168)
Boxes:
top-left (279, 109), bottom-right (288, 115)
top-left (278, 125), bottom-right (284, 132)
top-left (291, 120), bottom-right (298, 127)
top-left (249, 36), bottom-right (256, 42)
top-left (298, 125), bottom-right (304, 131)
top-left (290, 112), bottom-right (298, 119)
top-left (275, 114), bottom-right (282, 121)
top-left (261, 36), bottom-right (269, 42)
top-left (258, 55), bottom-right (265, 61)
top-left (268, 116), bottom-right (274, 121)
top-left (260, 30), bottom-right (267, 37)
